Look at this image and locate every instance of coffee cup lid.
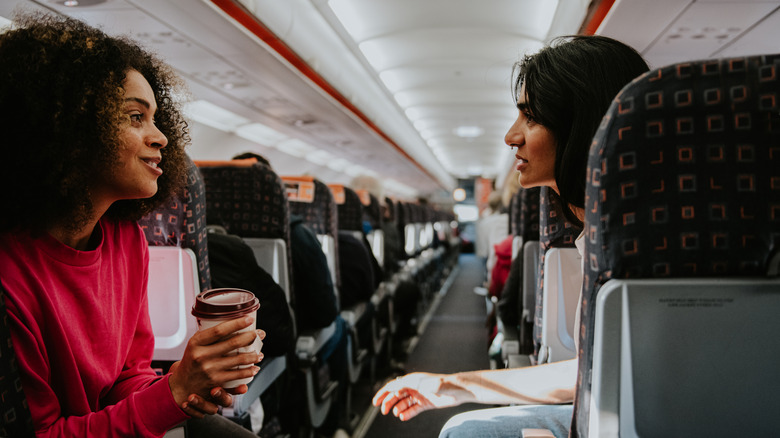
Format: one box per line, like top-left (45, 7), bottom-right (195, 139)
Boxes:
top-left (191, 288), bottom-right (260, 319)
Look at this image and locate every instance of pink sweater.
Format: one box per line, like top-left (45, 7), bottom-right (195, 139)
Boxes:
top-left (0, 219), bottom-right (189, 437)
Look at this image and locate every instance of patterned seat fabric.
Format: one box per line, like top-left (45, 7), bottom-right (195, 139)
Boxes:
top-left (510, 187), bottom-right (541, 242)
top-left (572, 54), bottom-right (780, 437)
top-left (0, 286), bottom-right (34, 438)
top-left (197, 161), bottom-right (292, 294)
top-left (356, 190), bottom-right (383, 230)
top-left (395, 201), bottom-right (410, 257)
top-left (139, 155), bottom-right (211, 291)
top-left (283, 177), bottom-right (341, 289)
top-left (533, 187), bottom-right (581, 357)
top-left (384, 197), bottom-right (396, 224)
top-left (330, 184), bottom-right (364, 232)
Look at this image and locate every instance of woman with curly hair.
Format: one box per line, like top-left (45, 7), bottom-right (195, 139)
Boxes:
top-left (0, 12), bottom-right (262, 437)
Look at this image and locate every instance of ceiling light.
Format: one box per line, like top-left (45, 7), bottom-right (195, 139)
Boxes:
top-left (326, 158), bottom-right (351, 172)
top-left (454, 125), bottom-right (484, 138)
top-left (453, 188), bottom-right (467, 202)
top-left (183, 100), bottom-right (250, 133)
top-left (275, 138), bottom-right (315, 157)
top-left (304, 150), bottom-right (334, 164)
top-left (235, 123), bottom-right (288, 146)
top-left (50, 0), bottom-right (107, 6)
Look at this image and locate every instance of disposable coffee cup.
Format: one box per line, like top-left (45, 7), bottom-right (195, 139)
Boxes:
top-left (191, 288), bottom-right (262, 388)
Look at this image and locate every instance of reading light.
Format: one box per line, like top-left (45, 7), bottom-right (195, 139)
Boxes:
top-left (454, 125), bottom-right (484, 138)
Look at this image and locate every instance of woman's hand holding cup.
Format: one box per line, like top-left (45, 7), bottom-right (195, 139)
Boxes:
top-left (168, 314), bottom-right (265, 414)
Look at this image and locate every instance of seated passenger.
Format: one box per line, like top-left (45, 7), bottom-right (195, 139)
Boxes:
top-left (372, 35), bottom-right (649, 438)
top-left (231, 153), bottom-right (348, 436)
top-left (0, 13), bottom-right (263, 437)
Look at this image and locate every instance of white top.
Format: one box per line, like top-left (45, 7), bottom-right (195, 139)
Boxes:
top-left (574, 231), bottom-right (585, 351)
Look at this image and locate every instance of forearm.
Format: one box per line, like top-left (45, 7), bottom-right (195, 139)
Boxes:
top-left (441, 359), bottom-right (577, 406)
top-left (34, 375), bottom-right (188, 438)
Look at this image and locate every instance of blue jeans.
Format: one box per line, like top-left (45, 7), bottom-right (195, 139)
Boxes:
top-left (439, 405), bottom-right (573, 438)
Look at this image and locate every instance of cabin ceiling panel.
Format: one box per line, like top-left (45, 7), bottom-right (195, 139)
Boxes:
top-left (713, 6), bottom-right (780, 58)
top-left (326, 0), bottom-right (558, 42)
top-left (379, 62), bottom-right (522, 94)
top-left (643, 1), bottom-right (780, 66)
top-left (597, 0), bottom-right (691, 57)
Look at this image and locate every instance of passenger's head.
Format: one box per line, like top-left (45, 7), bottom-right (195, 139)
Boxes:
top-left (233, 152), bottom-right (272, 168)
top-left (0, 12), bottom-right (189, 234)
top-left (507, 35), bottom-right (649, 226)
top-left (350, 175), bottom-right (385, 203)
top-left (487, 191), bottom-right (503, 214)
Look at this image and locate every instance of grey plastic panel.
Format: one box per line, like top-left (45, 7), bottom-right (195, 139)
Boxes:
top-left (540, 247), bottom-right (581, 363)
top-left (590, 278), bottom-right (780, 438)
top-left (244, 237), bottom-right (290, 304)
top-left (522, 241), bottom-right (540, 324)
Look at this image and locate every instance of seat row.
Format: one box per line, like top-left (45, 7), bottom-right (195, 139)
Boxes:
top-left (140, 157), bottom-right (459, 434)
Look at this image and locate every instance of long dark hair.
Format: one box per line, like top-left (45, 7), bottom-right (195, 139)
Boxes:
top-left (512, 35), bottom-right (649, 227)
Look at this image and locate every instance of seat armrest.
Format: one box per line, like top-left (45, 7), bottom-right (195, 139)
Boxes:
top-left (522, 428), bottom-right (555, 438)
top-left (296, 321), bottom-right (337, 363)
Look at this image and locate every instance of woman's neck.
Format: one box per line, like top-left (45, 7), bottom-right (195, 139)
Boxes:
top-left (48, 216), bottom-right (103, 251)
top-left (570, 205), bottom-right (585, 223)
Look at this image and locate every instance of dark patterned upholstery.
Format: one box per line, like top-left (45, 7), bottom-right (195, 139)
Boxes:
top-left (196, 160), bottom-right (292, 296)
top-left (359, 192), bottom-right (383, 230)
top-left (282, 176), bottom-right (341, 289)
top-left (510, 187), bottom-right (541, 242)
top-left (572, 54), bottom-right (780, 437)
top-left (384, 197), bottom-right (396, 223)
top-left (330, 184), bottom-right (364, 232)
top-left (139, 155), bottom-right (211, 291)
top-left (533, 187), bottom-right (581, 357)
top-left (0, 286), bottom-right (34, 438)
top-left (395, 201), bottom-right (409, 257)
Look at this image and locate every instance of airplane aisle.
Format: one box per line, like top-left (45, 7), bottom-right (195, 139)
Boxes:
top-left (361, 253), bottom-right (491, 438)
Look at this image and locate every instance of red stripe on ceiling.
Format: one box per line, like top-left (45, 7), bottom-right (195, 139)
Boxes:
top-left (209, 0), bottom-right (442, 187)
top-left (582, 0), bottom-right (616, 35)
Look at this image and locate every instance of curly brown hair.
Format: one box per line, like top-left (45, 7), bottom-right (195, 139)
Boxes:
top-left (0, 12), bottom-right (190, 234)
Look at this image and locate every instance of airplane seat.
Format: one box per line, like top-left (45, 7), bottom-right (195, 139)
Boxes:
top-left (498, 186), bottom-right (541, 369)
top-left (281, 176), bottom-right (365, 427)
top-left (328, 183), bottom-right (386, 383)
top-left (195, 159), bottom-right (295, 426)
top-left (357, 190), bottom-right (386, 269)
top-left (569, 54), bottom-right (780, 438)
top-left (139, 155), bottom-right (211, 368)
top-left (137, 156), bottom-right (208, 437)
top-left (0, 285), bottom-right (35, 438)
top-left (533, 187), bottom-right (582, 365)
top-left (382, 197), bottom-right (404, 276)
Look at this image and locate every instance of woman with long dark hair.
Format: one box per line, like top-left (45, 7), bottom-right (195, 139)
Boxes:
top-left (373, 35), bottom-right (649, 438)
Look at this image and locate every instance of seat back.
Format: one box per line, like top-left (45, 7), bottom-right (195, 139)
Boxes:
top-left (358, 190), bottom-right (385, 267)
top-left (282, 176), bottom-right (341, 292)
top-left (139, 156), bottom-right (210, 362)
top-left (573, 54), bottom-right (780, 438)
top-left (512, 187), bottom-right (541, 330)
top-left (196, 159), bottom-right (294, 419)
top-left (196, 160), bottom-right (292, 303)
top-left (533, 187), bottom-right (581, 364)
